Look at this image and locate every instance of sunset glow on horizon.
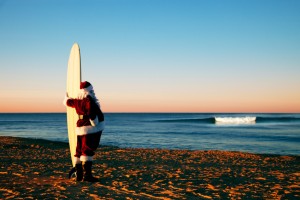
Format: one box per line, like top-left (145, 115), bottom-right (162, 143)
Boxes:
top-left (1, 0), bottom-right (300, 113)
top-left (1, 88), bottom-right (299, 113)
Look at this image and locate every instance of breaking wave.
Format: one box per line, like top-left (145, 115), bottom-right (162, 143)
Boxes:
top-left (215, 117), bottom-right (256, 124)
top-left (153, 116), bottom-right (300, 125)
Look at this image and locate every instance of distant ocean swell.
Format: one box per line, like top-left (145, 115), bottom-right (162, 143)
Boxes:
top-left (0, 121), bottom-right (46, 124)
top-left (153, 116), bottom-right (300, 124)
top-left (0, 113), bottom-right (299, 155)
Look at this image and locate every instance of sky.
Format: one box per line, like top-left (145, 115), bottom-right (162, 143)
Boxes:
top-left (0, 0), bottom-right (299, 113)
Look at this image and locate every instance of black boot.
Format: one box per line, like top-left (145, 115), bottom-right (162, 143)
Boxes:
top-left (75, 163), bottom-right (83, 181)
top-left (83, 161), bottom-right (99, 182)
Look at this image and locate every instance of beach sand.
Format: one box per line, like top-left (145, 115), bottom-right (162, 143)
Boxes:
top-left (0, 136), bottom-right (299, 199)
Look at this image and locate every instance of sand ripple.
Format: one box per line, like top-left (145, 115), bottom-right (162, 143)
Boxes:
top-left (0, 136), bottom-right (299, 199)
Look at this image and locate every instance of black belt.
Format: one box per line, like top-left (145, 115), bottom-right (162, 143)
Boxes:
top-left (78, 115), bottom-right (89, 120)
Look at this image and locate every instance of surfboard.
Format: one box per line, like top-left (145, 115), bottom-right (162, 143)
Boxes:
top-left (67, 43), bottom-right (81, 167)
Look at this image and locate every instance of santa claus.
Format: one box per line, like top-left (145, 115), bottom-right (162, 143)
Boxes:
top-left (64, 81), bottom-right (105, 182)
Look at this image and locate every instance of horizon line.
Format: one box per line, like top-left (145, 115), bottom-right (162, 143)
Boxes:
top-left (0, 112), bottom-right (299, 114)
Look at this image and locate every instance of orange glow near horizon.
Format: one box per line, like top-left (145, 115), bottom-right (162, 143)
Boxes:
top-left (1, 96), bottom-right (299, 113)
top-left (1, 86), bottom-right (300, 113)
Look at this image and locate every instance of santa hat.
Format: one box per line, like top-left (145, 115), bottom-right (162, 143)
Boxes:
top-left (80, 81), bottom-right (93, 92)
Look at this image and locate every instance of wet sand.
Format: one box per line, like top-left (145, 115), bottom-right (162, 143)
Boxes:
top-left (0, 136), bottom-right (299, 199)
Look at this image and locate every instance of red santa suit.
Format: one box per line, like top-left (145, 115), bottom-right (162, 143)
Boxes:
top-left (64, 81), bottom-right (105, 164)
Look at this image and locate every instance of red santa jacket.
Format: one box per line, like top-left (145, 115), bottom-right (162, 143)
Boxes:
top-left (66, 95), bottom-right (105, 135)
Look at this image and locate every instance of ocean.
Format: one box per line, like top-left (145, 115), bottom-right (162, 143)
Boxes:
top-left (0, 113), bottom-right (299, 155)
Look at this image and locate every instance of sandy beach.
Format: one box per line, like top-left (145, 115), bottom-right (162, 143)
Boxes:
top-left (0, 136), bottom-right (299, 199)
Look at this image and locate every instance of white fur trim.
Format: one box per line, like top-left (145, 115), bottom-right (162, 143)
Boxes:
top-left (76, 121), bottom-right (105, 136)
top-left (90, 116), bottom-right (99, 126)
top-left (74, 157), bottom-right (81, 164)
top-left (81, 85), bottom-right (93, 92)
top-left (80, 155), bottom-right (93, 162)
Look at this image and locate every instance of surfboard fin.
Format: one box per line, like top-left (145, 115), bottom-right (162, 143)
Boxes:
top-left (68, 167), bottom-right (76, 179)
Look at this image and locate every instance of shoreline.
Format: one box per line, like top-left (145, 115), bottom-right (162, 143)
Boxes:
top-left (0, 136), bottom-right (299, 199)
top-left (3, 135), bottom-right (300, 157)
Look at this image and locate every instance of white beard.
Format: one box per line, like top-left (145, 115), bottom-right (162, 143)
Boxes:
top-left (77, 90), bottom-right (101, 109)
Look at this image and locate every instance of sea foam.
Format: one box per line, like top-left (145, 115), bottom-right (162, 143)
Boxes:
top-left (215, 117), bottom-right (256, 124)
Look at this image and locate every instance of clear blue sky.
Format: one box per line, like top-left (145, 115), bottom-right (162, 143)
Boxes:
top-left (0, 0), bottom-right (300, 112)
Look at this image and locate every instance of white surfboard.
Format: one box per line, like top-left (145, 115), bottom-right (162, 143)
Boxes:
top-left (67, 43), bottom-right (81, 167)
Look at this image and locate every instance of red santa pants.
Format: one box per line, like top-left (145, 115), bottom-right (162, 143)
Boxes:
top-left (75, 131), bottom-right (102, 162)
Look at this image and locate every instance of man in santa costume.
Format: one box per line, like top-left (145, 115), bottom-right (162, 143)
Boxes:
top-left (64, 81), bottom-right (105, 182)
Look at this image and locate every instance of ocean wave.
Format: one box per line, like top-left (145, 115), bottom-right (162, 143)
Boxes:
top-left (215, 117), bottom-right (256, 124)
top-left (256, 117), bottom-right (300, 123)
top-left (153, 118), bottom-right (215, 124)
top-left (0, 120), bottom-right (47, 124)
top-left (153, 116), bottom-right (300, 124)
